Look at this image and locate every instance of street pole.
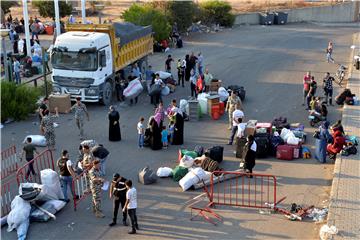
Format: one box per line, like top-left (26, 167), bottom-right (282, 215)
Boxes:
top-left (81, 0), bottom-right (86, 24)
top-left (42, 47), bottom-right (48, 97)
top-left (22, 0), bottom-right (31, 57)
top-left (54, 0), bottom-right (61, 38)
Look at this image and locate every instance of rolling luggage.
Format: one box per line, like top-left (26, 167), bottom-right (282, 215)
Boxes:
top-left (236, 137), bottom-right (247, 158)
top-left (207, 146), bottom-right (224, 163)
top-left (276, 145), bottom-right (294, 160)
top-left (254, 133), bottom-right (270, 158)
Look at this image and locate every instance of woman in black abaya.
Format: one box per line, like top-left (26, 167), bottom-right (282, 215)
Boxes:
top-left (170, 100), bottom-right (184, 145)
top-left (149, 116), bottom-right (163, 150)
top-left (108, 106), bottom-right (121, 141)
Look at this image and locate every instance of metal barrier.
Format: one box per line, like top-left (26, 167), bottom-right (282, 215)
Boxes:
top-left (1, 178), bottom-right (18, 217)
top-left (16, 149), bottom-right (55, 185)
top-left (209, 171), bottom-right (277, 209)
top-left (72, 170), bottom-right (91, 211)
top-left (1, 145), bottom-right (18, 179)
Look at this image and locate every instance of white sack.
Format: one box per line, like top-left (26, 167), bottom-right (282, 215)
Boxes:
top-left (41, 169), bottom-right (64, 200)
top-left (155, 71), bottom-right (172, 80)
top-left (179, 167), bottom-right (207, 191)
top-left (123, 78), bottom-right (143, 99)
top-left (179, 99), bottom-right (189, 115)
top-left (23, 135), bottom-right (46, 147)
top-left (161, 86), bottom-right (170, 96)
top-left (81, 139), bottom-right (97, 148)
top-left (19, 183), bottom-right (58, 202)
top-left (7, 196), bottom-right (31, 232)
top-left (197, 93), bottom-right (210, 114)
top-left (156, 167), bottom-right (173, 177)
top-left (218, 87), bottom-right (229, 102)
top-left (287, 135), bottom-right (300, 145)
top-left (179, 155), bottom-right (195, 168)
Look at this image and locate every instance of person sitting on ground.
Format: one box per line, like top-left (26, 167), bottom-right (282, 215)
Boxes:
top-left (327, 128), bottom-right (346, 160)
top-left (194, 152), bottom-right (221, 173)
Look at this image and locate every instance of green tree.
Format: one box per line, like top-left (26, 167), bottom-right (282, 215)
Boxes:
top-left (32, 0), bottom-right (72, 18)
top-left (122, 4), bottom-right (171, 42)
top-left (167, 1), bottom-right (199, 32)
top-left (1, 1), bottom-right (18, 15)
top-left (200, 1), bottom-right (235, 27)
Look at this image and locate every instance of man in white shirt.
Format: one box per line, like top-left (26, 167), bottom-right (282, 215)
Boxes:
top-left (228, 105), bottom-right (244, 145)
top-left (123, 180), bottom-right (139, 234)
top-left (13, 57), bottom-right (21, 84)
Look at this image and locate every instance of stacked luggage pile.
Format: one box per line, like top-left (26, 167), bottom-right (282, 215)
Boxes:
top-left (236, 117), bottom-right (308, 161)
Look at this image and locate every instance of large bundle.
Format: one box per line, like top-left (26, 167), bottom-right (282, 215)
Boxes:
top-left (41, 169), bottom-right (64, 200)
top-left (23, 135), bottom-right (46, 147)
top-left (123, 78), bottom-right (143, 99)
top-left (114, 22), bottom-right (152, 45)
top-left (7, 196), bottom-right (31, 240)
top-left (179, 167), bottom-right (207, 191)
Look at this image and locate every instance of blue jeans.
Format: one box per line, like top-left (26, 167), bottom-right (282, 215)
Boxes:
top-left (138, 134), bottom-right (144, 147)
top-left (31, 31), bottom-right (38, 40)
top-left (229, 126), bottom-right (238, 145)
top-left (60, 175), bottom-right (74, 201)
top-left (15, 72), bottom-right (21, 84)
top-left (100, 157), bottom-right (107, 176)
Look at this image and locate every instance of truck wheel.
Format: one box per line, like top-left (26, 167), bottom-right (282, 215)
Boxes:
top-left (101, 82), bottom-right (112, 105)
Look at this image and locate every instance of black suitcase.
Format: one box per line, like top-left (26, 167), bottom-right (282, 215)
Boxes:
top-left (207, 146), bottom-right (224, 163)
top-left (236, 137), bottom-right (247, 158)
top-left (254, 133), bottom-right (270, 158)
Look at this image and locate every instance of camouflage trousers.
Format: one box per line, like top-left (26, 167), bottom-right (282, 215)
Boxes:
top-left (91, 186), bottom-right (102, 212)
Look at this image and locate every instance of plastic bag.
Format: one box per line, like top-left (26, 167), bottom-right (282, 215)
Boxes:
top-left (161, 86), bottom-right (170, 96)
top-left (41, 169), bottom-right (64, 200)
top-left (30, 204), bottom-right (57, 222)
top-left (179, 155), bottom-right (195, 168)
top-left (123, 78), bottom-right (143, 99)
top-left (81, 139), bottom-right (97, 148)
top-left (179, 167), bottom-right (207, 191)
top-left (197, 93), bottom-right (210, 114)
top-left (287, 135), bottom-right (300, 145)
top-left (319, 225), bottom-right (338, 240)
top-left (17, 219), bottom-right (29, 240)
top-left (280, 128), bottom-right (291, 141)
top-left (19, 183), bottom-right (58, 202)
top-left (7, 196), bottom-right (31, 232)
top-left (149, 84), bottom-right (162, 96)
top-left (218, 87), bottom-right (229, 102)
top-left (155, 71), bottom-right (172, 79)
top-left (46, 200), bottom-right (66, 211)
top-left (23, 135), bottom-right (46, 147)
top-left (156, 167), bottom-right (173, 177)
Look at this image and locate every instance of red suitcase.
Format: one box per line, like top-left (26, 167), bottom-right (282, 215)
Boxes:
top-left (256, 122), bottom-right (272, 134)
top-left (276, 145), bottom-right (294, 160)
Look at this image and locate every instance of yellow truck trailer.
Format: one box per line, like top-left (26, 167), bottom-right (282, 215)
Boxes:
top-left (51, 23), bottom-right (153, 104)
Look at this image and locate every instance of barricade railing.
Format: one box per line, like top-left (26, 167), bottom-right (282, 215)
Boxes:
top-left (72, 170), bottom-right (91, 211)
top-left (209, 171), bottom-right (277, 209)
top-left (1, 145), bottom-right (18, 179)
top-left (1, 178), bottom-right (18, 217)
top-left (16, 149), bottom-right (55, 185)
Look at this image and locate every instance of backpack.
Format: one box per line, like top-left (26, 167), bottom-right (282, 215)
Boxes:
top-left (138, 166), bottom-right (158, 185)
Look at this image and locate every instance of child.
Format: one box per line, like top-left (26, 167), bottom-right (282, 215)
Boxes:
top-left (137, 117), bottom-right (144, 148)
top-left (161, 126), bottom-right (168, 148)
top-left (309, 96), bottom-right (316, 110)
top-left (123, 180), bottom-right (139, 234)
top-left (168, 121), bottom-right (175, 144)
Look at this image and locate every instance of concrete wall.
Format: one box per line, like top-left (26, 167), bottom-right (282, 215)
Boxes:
top-left (235, 1), bottom-right (359, 25)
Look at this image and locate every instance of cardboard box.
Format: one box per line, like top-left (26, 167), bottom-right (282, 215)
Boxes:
top-left (49, 94), bottom-right (71, 113)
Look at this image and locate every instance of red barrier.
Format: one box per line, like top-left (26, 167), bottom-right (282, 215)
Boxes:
top-left (16, 149), bottom-right (55, 185)
top-left (209, 171), bottom-right (277, 209)
top-left (72, 170), bottom-right (91, 211)
top-left (1, 178), bottom-right (18, 217)
top-left (1, 145), bottom-right (18, 179)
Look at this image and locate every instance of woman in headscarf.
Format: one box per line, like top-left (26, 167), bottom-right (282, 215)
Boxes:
top-left (40, 108), bottom-right (59, 151)
top-left (184, 54), bottom-right (191, 82)
top-left (327, 127), bottom-right (346, 160)
top-left (170, 99), bottom-right (184, 145)
top-left (108, 105), bottom-right (121, 141)
top-left (315, 121), bottom-right (332, 163)
top-left (149, 116), bottom-right (163, 150)
top-left (242, 135), bottom-right (257, 177)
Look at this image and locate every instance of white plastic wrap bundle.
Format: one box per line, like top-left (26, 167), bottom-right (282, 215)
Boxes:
top-left (41, 169), bottom-right (64, 200)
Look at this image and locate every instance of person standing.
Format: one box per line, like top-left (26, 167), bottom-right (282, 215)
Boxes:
top-left (69, 97), bottom-right (89, 140)
top-left (57, 150), bottom-right (76, 203)
top-left (137, 117), bottom-right (145, 148)
top-left (123, 180), bottom-right (139, 234)
top-left (177, 59), bottom-right (185, 87)
top-left (44, 50), bottom-right (50, 72)
top-left (242, 135), bottom-right (257, 177)
top-left (161, 126), bottom-right (168, 149)
top-left (13, 57), bottom-right (21, 84)
top-left (109, 173), bottom-right (128, 227)
top-left (306, 76), bottom-right (317, 110)
top-left (228, 105), bottom-right (244, 145)
top-left (81, 145), bottom-right (93, 192)
top-left (165, 55), bottom-right (173, 73)
top-left (152, 74), bottom-right (164, 107)
top-left (20, 137), bottom-right (40, 180)
top-left (203, 68), bottom-right (213, 92)
top-left (108, 106), bottom-right (121, 142)
top-left (185, 54), bottom-right (191, 82)
top-left (302, 71), bottom-right (311, 106)
top-left (189, 52), bottom-right (197, 72)
top-left (323, 72), bottom-right (334, 106)
top-left (9, 29), bottom-right (19, 53)
top-left (170, 99), bottom-right (185, 145)
top-left (226, 91), bottom-right (243, 130)
top-left (38, 97), bottom-right (49, 122)
top-left (190, 69), bottom-right (197, 98)
top-left (326, 41), bottom-right (335, 63)
top-left (149, 116), bottom-right (163, 150)
top-left (89, 160), bottom-right (105, 218)
top-left (315, 121), bottom-right (332, 164)
top-left (40, 108), bottom-right (59, 151)
top-left (30, 21), bottom-right (40, 40)
top-left (197, 52), bottom-right (204, 76)
top-left (145, 65), bottom-right (154, 93)
top-left (91, 144), bottom-right (110, 177)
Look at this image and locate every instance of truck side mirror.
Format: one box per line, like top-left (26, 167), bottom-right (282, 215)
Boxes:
top-left (99, 50), bottom-right (106, 68)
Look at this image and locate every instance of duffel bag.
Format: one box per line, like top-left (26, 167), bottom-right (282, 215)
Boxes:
top-left (207, 146), bottom-right (224, 163)
top-left (138, 166), bottom-right (158, 185)
top-left (124, 78), bottom-right (143, 99)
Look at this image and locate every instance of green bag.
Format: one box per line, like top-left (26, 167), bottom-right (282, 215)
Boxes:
top-left (172, 166), bottom-right (188, 182)
top-left (181, 149), bottom-right (198, 159)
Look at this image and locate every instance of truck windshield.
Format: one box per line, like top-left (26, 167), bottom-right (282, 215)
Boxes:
top-left (51, 51), bottom-right (98, 71)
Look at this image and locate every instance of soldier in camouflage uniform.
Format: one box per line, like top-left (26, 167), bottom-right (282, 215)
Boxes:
top-left (69, 97), bottom-right (89, 140)
top-left (81, 145), bottom-right (94, 192)
top-left (89, 160), bottom-right (105, 218)
top-left (226, 91), bottom-right (243, 129)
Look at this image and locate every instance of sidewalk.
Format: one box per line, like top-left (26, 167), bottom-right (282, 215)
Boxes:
top-left (327, 33), bottom-right (360, 239)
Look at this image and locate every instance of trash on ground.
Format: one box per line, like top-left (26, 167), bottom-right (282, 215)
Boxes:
top-left (319, 224), bottom-right (338, 240)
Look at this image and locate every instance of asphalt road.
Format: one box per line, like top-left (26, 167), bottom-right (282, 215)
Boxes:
top-left (2, 23), bottom-right (358, 240)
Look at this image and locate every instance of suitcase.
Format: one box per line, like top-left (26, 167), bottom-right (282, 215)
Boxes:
top-left (207, 146), bottom-right (224, 163)
top-left (256, 123), bottom-right (272, 134)
top-left (254, 133), bottom-right (270, 158)
top-left (269, 135), bottom-right (284, 156)
top-left (49, 94), bottom-right (71, 113)
top-left (236, 137), bottom-right (247, 158)
top-left (276, 145), bottom-right (294, 160)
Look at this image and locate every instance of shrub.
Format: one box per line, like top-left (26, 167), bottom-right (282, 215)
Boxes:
top-left (167, 1), bottom-right (199, 32)
top-left (122, 4), bottom-right (171, 42)
top-left (199, 1), bottom-right (235, 27)
top-left (1, 1), bottom-right (18, 15)
top-left (1, 82), bottom-right (41, 122)
top-left (32, 0), bottom-right (72, 18)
